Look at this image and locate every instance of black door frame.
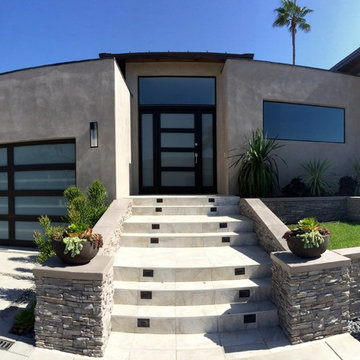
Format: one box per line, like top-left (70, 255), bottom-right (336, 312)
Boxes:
top-left (139, 106), bottom-right (217, 194)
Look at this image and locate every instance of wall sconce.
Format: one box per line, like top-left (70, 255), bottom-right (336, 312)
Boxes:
top-left (90, 122), bottom-right (98, 148)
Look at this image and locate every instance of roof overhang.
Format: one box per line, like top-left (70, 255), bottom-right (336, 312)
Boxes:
top-left (331, 47), bottom-right (360, 75)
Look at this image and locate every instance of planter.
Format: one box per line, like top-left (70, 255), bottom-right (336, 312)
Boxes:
top-left (286, 234), bottom-right (329, 258)
top-left (52, 238), bottom-right (99, 265)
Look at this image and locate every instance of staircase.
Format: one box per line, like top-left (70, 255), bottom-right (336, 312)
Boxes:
top-left (111, 195), bottom-right (278, 336)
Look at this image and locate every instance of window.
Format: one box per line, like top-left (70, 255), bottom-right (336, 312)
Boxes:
top-left (0, 140), bottom-right (75, 246)
top-left (263, 101), bottom-right (345, 143)
top-left (139, 77), bottom-right (215, 105)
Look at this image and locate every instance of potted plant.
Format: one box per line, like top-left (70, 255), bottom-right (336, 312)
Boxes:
top-left (52, 223), bottom-right (103, 265)
top-left (283, 217), bottom-right (330, 258)
top-left (34, 180), bottom-right (108, 264)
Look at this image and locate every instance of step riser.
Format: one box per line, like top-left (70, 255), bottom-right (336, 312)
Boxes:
top-left (123, 221), bottom-right (253, 234)
top-left (132, 206), bottom-right (239, 216)
top-left (114, 286), bottom-right (271, 306)
top-left (113, 265), bottom-right (271, 282)
top-left (129, 197), bottom-right (239, 206)
top-left (111, 310), bottom-right (278, 334)
top-left (119, 234), bottom-right (258, 248)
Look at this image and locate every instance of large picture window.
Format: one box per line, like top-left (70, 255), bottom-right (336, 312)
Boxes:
top-left (0, 139), bottom-right (75, 246)
top-left (263, 101), bottom-right (345, 143)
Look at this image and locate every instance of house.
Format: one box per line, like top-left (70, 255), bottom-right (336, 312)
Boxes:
top-left (0, 50), bottom-right (359, 246)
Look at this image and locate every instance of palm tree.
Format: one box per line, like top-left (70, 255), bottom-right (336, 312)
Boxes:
top-left (273, 0), bottom-right (313, 65)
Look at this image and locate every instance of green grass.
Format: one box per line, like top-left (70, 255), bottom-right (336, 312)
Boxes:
top-left (288, 221), bottom-right (360, 250)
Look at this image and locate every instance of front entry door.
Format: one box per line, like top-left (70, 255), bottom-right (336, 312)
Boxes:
top-left (140, 110), bottom-right (216, 194)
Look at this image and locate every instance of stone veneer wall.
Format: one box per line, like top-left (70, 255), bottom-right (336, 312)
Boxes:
top-left (347, 197), bottom-right (360, 221)
top-left (334, 248), bottom-right (360, 319)
top-left (263, 197), bottom-right (348, 224)
top-left (239, 198), bottom-right (289, 253)
top-left (271, 251), bottom-right (351, 344)
top-left (93, 198), bottom-right (132, 256)
top-left (34, 256), bottom-right (114, 357)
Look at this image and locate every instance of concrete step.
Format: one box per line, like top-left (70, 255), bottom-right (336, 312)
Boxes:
top-left (111, 300), bottom-right (278, 334)
top-left (113, 246), bottom-right (271, 282)
top-left (123, 215), bottom-right (253, 234)
top-left (128, 195), bottom-right (240, 206)
top-left (131, 204), bottom-right (239, 216)
top-left (119, 231), bottom-right (258, 248)
top-left (113, 277), bottom-right (271, 306)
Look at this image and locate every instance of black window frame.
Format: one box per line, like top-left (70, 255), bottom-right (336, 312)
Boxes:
top-left (263, 100), bottom-right (345, 144)
top-left (0, 139), bottom-right (76, 247)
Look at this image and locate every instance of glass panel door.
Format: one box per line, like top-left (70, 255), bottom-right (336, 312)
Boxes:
top-left (139, 110), bottom-right (216, 194)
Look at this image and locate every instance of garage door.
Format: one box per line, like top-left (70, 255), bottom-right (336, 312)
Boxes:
top-left (0, 140), bottom-right (76, 246)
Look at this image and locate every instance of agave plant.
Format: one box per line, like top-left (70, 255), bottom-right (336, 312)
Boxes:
top-left (301, 159), bottom-right (332, 196)
top-left (229, 129), bottom-right (285, 197)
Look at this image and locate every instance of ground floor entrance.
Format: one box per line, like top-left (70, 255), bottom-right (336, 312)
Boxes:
top-left (139, 109), bottom-right (216, 194)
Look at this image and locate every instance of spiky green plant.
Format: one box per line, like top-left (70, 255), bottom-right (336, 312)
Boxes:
top-left (229, 129), bottom-right (285, 197)
top-left (301, 159), bottom-right (332, 196)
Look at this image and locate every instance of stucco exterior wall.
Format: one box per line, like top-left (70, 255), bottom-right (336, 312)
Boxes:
top-left (114, 62), bottom-right (131, 198)
top-left (223, 59), bottom-right (360, 195)
top-left (125, 62), bottom-right (226, 195)
top-left (0, 59), bottom-right (119, 199)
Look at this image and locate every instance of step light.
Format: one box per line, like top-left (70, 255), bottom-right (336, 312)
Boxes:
top-left (143, 269), bottom-right (154, 277)
top-left (150, 238), bottom-right (159, 244)
top-left (208, 198), bottom-right (215, 203)
top-left (152, 224), bottom-right (160, 230)
top-left (222, 237), bottom-right (230, 243)
top-left (220, 223), bottom-right (227, 229)
top-left (235, 268), bottom-right (245, 275)
top-left (140, 291), bottom-right (152, 300)
top-left (244, 314), bottom-right (256, 324)
top-left (239, 289), bottom-right (250, 298)
top-left (137, 319), bottom-right (150, 328)
top-left (155, 207), bottom-right (162, 212)
top-left (210, 207), bottom-right (217, 212)
top-left (156, 198), bottom-right (163, 203)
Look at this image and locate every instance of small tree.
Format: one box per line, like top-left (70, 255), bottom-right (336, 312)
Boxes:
top-left (273, 0), bottom-right (313, 65)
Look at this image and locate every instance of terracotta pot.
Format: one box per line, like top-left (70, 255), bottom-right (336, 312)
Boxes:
top-left (52, 238), bottom-right (99, 265)
top-left (286, 234), bottom-right (329, 258)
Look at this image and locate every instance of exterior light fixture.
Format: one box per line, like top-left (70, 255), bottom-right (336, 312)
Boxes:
top-left (90, 122), bottom-right (98, 148)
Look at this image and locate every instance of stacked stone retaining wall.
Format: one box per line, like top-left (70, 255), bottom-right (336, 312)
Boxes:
top-left (271, 251), bottom-right (351, 344)
top-left (263, 197), bottom-right (348, 224)
top-left (34, 256), bottom-right (114, 357)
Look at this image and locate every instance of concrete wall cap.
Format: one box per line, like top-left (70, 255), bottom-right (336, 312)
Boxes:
top-left (271, 250), bottom-right (351, 274)
top-left (263, 196), bottom-right (348, 202)
top-left (333, 247), bottom-right (360, 260)
top-left (33, 255), bottom-right (114, 280)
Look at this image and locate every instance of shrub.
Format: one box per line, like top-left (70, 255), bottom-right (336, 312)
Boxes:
top-left (64, 180), bottom-right (108, 228)
top-left (337, 176), bottom-right (358, 196)
top-left (354, 160), bottom-right (360, 195)
top-left (11, 301), bottom-right (36, 335)
top-left (229, 129), bottom-right (285, 197)
top-left (301, 159), bottom-right (332, 196)
top-left (281, 177), bottom-right (310, 197)
top-left (33, 216), bottom-right (65, 263)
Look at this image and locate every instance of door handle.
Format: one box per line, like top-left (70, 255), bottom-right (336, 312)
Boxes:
top-left (195, 153), bottom-right (198, 164)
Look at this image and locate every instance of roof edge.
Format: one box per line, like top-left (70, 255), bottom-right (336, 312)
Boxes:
top-left (99, 51), bottom-right (254, 63)
top-left (331, 46), bottom-right (360, 72)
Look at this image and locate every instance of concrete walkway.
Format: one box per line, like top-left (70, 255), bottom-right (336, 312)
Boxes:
top-left (1, 247), bottom-right (360, 359)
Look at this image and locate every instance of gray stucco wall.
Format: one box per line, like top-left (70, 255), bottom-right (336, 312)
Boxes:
top-left (0, 59), bottom-right (120, 199)
top-left (223, 59), bottom-right (360, 195)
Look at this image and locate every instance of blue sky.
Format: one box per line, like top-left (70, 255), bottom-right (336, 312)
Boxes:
top-left (0, 0), bottom-right (359, 73)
